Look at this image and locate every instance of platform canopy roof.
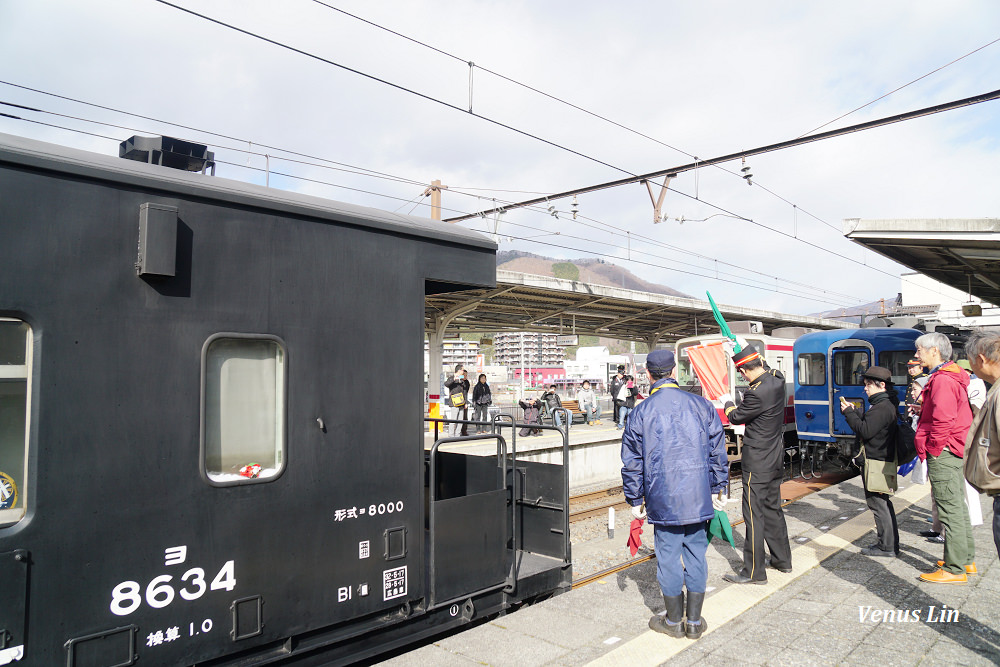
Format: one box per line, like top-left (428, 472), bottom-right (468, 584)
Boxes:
top-left (426, 270), bottom-right (853, 346)
top-left (844, 218), bottom-right (1000, 306)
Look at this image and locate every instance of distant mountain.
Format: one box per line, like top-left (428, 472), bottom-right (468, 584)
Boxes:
top-left (811, 296), bottom-right (900, 324)
top-left (496, 251), bottom-right (691, 298)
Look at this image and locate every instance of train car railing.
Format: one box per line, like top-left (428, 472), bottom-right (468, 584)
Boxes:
top-left (426, 409), bottom-right (572, 601)
top-left (488, 409), bottom-right (572, 575)
top-left (426, 433), bottom-right (510, 610)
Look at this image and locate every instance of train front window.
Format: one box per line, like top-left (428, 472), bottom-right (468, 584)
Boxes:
top-left (676, 344), bottom-right (698, 387)
top-left (202, 336), bottom-right (286, 484)
top-left (798, 353), bottom-right (825, 386)
top-left (834, 350), bottom-right (869, 386)
top-left (0, 319), bottom-right (31, 525)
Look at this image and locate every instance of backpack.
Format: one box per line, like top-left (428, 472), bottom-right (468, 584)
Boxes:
top-left (895, 416), bottom-right (917, 466)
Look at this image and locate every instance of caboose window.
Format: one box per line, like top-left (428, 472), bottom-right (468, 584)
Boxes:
top-left (798, 353), bottom-right (825, 386)
top-left (0, 319), bottom-right (30, 525)
top-left (202, 335), bottom-right (286, 484)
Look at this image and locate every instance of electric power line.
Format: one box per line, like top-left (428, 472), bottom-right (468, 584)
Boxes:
top-left (151, 0), bottom-right (632, 178)
top-left (147, 0), bottom-right (972, 290)
top-left (0, 110), bottom-right (865, 308)
top-left (797, 36), bottom-right (1000, 138)
top-left (305, 3), bottom-right (1000, 238)
top-left (0, 93), bottom-right (947, 305)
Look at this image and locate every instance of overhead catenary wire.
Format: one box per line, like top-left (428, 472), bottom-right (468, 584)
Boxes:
top-left (1, 95), bottom-right (949, 305)
top-left (0, 9), bottom-right (939, 289)
top-left (796, 36), bottom-right (1000, 138)
top-left (0, 79), bottom-right (434, 189)
top-left (0, 108), bottom-right (863, 307)
top-left (136, 2), bottom-right (1000, 288)
top-left (305, 3), bottom-right (1000, 236)
top-left (444, 88), bottom-right (1000, 222)
top-left (6, 5), bottom-right (976, 303)
top-left (0, 92), bottom-right (870, 303)
top-left (149, 0), bottom-right (632, 178)
top-left (0, 79), bottom-right (557, 198)
top-left (0, 91), bottom-right (548, 201)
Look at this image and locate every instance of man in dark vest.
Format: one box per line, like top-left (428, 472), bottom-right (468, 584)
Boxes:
top-left (719, 346), bottom-right (792, 584)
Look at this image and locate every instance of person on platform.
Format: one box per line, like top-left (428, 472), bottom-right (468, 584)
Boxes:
top-left (518, 396), bottom-right (543, 437)
top-left (840, 366), bottom-right (900, 557)
top-left (443, 364), bottom-right (470, 437)
top-left (471, 373), bottom-right (492, 434)
top-left (541, 384), bottom-right (565, 427)
top-left (719, 346), bottom-right (792, 584)
top-left (610, 365), bottom-right (627, 427)
top-left (617, 375), bottom-right (639, 429)
top-left (621, 350), bottom-right (729, 640)
top-left (907, 356), bottom-right (929, 396)
top-left (963, 331), bottom-right (1000, 560)
top-left (577, 380), bottom-right (602, 425)
top-left (914, 332), bottom-right (975, 584)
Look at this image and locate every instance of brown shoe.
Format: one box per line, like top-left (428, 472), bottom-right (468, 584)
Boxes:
top-left (919, 568), bottom-right (967, 584)
top-left (936, 560), bottom-right (977, 575)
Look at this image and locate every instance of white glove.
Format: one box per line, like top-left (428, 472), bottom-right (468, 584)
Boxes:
top-left (722, 340), bottom-right (736, 357)
top-left (713, 492), bottom-right (728, 512)
top-left (631, 503), bottom-right (646, 520)
top-left (718, 393), bottom-right (734, 406)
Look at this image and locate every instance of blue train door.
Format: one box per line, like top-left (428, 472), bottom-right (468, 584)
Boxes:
top-left (829, 339), bottom-right (873, 436)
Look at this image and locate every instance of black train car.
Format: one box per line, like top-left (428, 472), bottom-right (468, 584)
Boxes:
top-left (0, 133), bottom-right (571, 666)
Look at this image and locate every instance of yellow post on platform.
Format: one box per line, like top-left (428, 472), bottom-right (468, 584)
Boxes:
top-left (428, 394), bottom-right (442, 431)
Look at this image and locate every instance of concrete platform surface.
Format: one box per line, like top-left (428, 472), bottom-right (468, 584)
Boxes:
top-left (375, 474), bottom-right (1000, 666)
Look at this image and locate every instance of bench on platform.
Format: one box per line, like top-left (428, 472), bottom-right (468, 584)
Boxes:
top-left (543, 400), bottom-right (593, 425)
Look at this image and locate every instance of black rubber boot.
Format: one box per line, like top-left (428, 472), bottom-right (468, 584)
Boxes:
top-left (684, 591), bottom-right (708, 639)
top-left (648, 593), bottom-right (685, 638)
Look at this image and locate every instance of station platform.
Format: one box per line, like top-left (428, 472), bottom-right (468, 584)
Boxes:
top-left (377, 473), bottom-right (1000, 666)
top-left (424, 419), bottom-right (625, 490)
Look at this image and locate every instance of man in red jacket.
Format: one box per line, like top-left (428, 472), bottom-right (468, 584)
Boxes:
top-left (914, 333), bottom-right (975, 583)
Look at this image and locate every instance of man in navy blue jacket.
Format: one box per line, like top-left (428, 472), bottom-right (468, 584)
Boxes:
top-left (621, 349), bottom-right (729, 640)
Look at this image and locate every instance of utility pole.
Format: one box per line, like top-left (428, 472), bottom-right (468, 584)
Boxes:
top-left (423, 179), bottom-right (448, 221)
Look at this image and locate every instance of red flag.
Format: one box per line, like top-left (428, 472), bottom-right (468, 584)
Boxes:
top-left (627, 518), bottom-right (644, 556)
top-left (687, 341), bottom-right (729, 401)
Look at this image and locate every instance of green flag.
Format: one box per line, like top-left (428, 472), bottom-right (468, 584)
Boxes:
top-left (706, 291), bottom-right (741, 353)
top-left (707, 508), bottom-right (736, 547)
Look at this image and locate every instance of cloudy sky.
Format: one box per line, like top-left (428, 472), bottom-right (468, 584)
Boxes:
top-left (2, 0), bottom-right (998, 315)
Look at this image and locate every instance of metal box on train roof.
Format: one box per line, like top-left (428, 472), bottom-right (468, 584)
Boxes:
top-left (793, 328), bottom-right (921, 447)
top-left (0, 132), bottom-right (514, 666)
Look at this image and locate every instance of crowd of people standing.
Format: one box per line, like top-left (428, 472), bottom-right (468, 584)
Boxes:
top-left (618, 331), bottom-right (1000, 643)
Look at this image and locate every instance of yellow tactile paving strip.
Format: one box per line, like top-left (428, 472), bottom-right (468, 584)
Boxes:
top-left (586, 482), bottom-right (933, 666)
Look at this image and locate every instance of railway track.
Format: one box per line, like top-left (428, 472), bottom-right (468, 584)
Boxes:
top-left (568, 486), bottom-right (628, 522)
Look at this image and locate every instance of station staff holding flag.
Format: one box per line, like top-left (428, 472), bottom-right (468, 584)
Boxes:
top-left (621, 350), bottom-right (729, 640)
top-left (719, 345), bottom-right (792, 584)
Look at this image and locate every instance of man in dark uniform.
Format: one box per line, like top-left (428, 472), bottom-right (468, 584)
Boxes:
top-left (609, 365), bottom-right (627, 427)
top-left (719, 346), bottom-right (792, 584)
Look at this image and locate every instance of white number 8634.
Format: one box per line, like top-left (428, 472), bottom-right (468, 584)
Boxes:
top-left (110, 561), bottom-right (236, 616)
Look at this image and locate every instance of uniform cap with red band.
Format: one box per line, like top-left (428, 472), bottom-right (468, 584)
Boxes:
top-left (731, 346), bottom-right (760, 368)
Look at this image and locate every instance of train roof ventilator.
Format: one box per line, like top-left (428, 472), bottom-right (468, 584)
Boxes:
top-left (119, 134), bottom-right (216, 175)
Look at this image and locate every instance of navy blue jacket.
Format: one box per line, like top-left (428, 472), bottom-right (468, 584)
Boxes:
top-left (621, 378), bottom-right (729, 526)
